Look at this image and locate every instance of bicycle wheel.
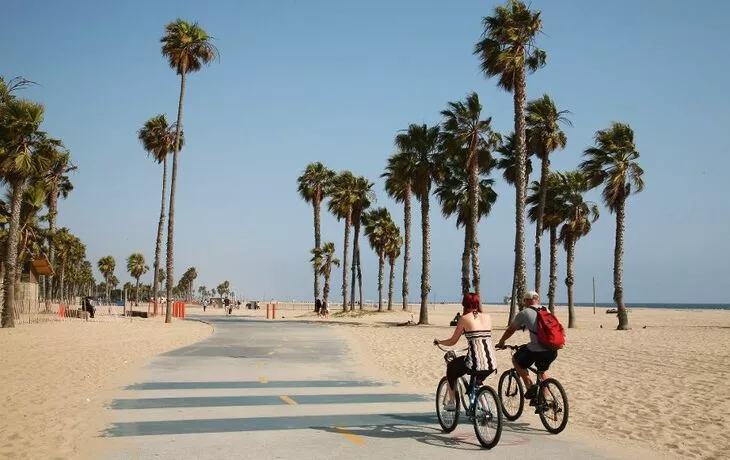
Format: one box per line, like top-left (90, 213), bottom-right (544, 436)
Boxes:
top-left (537, 378), bottom-right (569, 434)
top-left (472, 385), bottom-right (502, 449)
top-left (435, 376), bottom-right (460, 432)
top-left (498, 369), bottom-right (524, 421)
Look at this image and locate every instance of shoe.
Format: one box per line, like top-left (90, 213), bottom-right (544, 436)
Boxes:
top-left (524, 384), bottom-right (538, 400)
top-left (443, 400), bottom-right (457, 411)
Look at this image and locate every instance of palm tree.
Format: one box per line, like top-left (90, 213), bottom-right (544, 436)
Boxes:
top-left (362, 207), bottom-right (394, 312)
top-left (496, 131), bottom-right (533, 320)
top-left (97, 255), bottom-right (116, 304)
top-left (138, 114), bottom-right (180, 308)
top-left (0, 98), bottom-right (51, 327)
top-left (527, 172), bottom-right (564, 313)
top-left (297, 162), bottom-right (336, 306)
top-left (580, 122), bottom-right (645, 330)
top-left (382, 151), bottom-right (417, 311)
top-left (475, 0), bottom-right (545, 322)
top-left (439, 93), bottom-right (500, 295)
top-left (556, 172), bottom-right (599, 328)
top-left (384, 225), bottom-right (403, 311)
top-left (350, 176), bottom-right (375, 309)
top-left (311, 242), bottom-right (339, 308)
top-left (41, 144), bottom-right (75, 302)
top-left (327, 171), bottom-right (358, 312)
top-left (526, 95), bottom-right (570, 296)
top-left (160, 19), bottom-right (217, 324)
top-left (435, 152), bottom-right (498, 294)
top-left (396, 124), bottom-right (441, 324)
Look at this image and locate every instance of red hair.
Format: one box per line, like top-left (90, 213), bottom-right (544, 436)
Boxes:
top-left (462, 292), bottom-right (482, 314)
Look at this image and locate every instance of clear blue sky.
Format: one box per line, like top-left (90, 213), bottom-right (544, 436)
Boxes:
top-left (3, 0), bottom-right (729, 304)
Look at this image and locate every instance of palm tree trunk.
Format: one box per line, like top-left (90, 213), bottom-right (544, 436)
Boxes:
top-left (614, 197), bottom-right (629, 330)
top-left (419, 187), bottom-right (431, 325)
top-left (2, 181), bottom-right (25, 328)
top-left (468, 136), bottom-right (480, 297)
top-left (507, 222), bottom-right (519, 325)
top-left (48, 181), bottom-right (58, 303)
top-left (136, 278), bottom-right (140, 304)
top-left (377, 252), bottom-right (384, 312)
top-left (513, 66), bottom-right (529, 303)
top-left (535, 156), bottom-right (549, 296)
top-left (59, 265), bottom-right (66, 307)
top-left (357, 247), bottom-right (363, 310)
top-left (323, 271), bottom-right (330, 305)
top-left (313, 194), bottom-right (321, 304)
top-left (166, 70), bottom-right (186, 324)
top-left (402, 185), bottom-right (411, 311)
top-left (461, 226), bottom-right (471, 294)
top-left (351, 214), bottom-right (360, 309)
top-left (153, 156), bottom-right (167, 308)
top-left (341, 211), bottom-right (351, 312)
top-left (0, 258), bottom-right (5, 309)
top-left (565, 237), bottom-right (576, 328)
top-left (387, 256), bottom-right (395, 311)
top-left (548, 225), bottom-right (558, 314)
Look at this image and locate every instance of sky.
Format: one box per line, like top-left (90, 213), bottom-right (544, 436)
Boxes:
top-left (2, 0), bottom-right (729, 304)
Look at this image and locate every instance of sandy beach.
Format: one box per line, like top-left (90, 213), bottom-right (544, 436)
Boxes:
top-left (255, 302), bottom-right (730, 459)
top-left (0, 312), bottom-right (212, 460)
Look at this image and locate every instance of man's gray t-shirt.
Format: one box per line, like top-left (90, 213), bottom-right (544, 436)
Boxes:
top-left (511, 307), bottom-right (548, 352)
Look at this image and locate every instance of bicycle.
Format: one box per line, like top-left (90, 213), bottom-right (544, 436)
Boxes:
top-left (434, 343), bottom-right (503, 449)
top-left (495, 345), bottom-right (569, 434)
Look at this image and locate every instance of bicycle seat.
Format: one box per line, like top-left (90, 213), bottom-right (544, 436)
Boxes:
top-left (468, 369), bottom-right (496, 378)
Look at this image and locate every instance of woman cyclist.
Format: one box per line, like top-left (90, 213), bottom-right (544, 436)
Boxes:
top-left (433, 292), bottom-right (497, 410)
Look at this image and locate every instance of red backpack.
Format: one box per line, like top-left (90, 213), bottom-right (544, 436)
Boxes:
top-left (531, 307), bottom-right (566, 350)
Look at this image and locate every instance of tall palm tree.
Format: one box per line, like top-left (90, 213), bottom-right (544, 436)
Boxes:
top-left (350, 176), bottom-right (375, 309)
top-left (311, 242), bottom-right (339, 308)
top-left (362, 207), bottom-right (394, 312)
top-left (435, 146), bottom-right (498, 294)
top-left (0, 98), bottom-right (51, 327)
top-left (475, 0), bottom-right (545, 322)
top-left (382, 151), bottom-right (417, 311)
top-left (496, 131), bottom-right (533, 320)
top-left (580, 122), bottom-right (645, 330)
top-left (97, 255), bottom-right (116, 304)
top-left (327, 171), bottom-right (358, 311)
top-left (384, 224), bottom-right (403, 311)
top-left (440, 93), bottom-right (500, 295)
top-left (160, 19), bottom-right (217, 324)
top-left (526, 94), bottom-right (570, 296)
top-left (557, 172), bottom-right (599, 328)
top-left (138, 114), bottom-right (180, 308)
top-left (297, 162), bottom-right (335, 306)
top-left (527, 172), bottom-right (564, 313)
top-left (396, 124), bottom-right (441, 324)
top-left (41, 144), bottom-right (74, 302)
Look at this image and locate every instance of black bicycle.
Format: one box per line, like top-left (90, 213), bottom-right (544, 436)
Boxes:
top-left (434, 344), bottom-right (503, 448)
top-left (496, 345), bottom-right (569, 434)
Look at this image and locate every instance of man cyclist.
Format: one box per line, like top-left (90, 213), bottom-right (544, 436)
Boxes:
top-left (496, 290), bottom-right (557, 401)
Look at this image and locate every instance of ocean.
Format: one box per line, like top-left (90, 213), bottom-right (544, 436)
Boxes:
top-left (546, 302), bottom-right (729, 311)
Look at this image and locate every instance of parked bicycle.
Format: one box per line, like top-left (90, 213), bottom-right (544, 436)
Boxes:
top-left (496, 344), bottom-right (569, 434)
top-left (434, 343), bottom-right (503, 448)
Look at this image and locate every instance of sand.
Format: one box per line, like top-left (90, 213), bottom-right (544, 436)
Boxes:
top-left (0, 312), bottom-right (212, 460)
top-left (265, 303), bottom-right (730, 459)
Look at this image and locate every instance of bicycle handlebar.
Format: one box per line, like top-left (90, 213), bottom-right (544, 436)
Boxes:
top-left (434, 342), bottom-right (468, 353)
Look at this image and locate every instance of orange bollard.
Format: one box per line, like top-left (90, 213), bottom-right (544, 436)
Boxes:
top-left (182, 304), bottom-right (185, 319)
top-left (266, 303), bottom-right (270, 319)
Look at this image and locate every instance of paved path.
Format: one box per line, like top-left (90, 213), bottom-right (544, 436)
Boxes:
top-left (99, 315), bottom-right (645, 459)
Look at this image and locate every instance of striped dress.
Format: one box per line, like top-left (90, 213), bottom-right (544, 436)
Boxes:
top-left (464, 330), bottom-right (497, 374)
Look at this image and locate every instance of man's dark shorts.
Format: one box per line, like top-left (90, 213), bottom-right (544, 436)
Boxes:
top-left (514, 345), bottom-right (557, 372)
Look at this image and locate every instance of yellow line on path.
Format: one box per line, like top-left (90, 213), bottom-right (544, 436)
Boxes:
top-left (259, 376), bottom-right (268, 384)
top-left (279, 395), bottom-right (298, 405)
top-left (334, 427), bottom-right (366, 446)
top-left (267, 351), bottom-right (274, 355)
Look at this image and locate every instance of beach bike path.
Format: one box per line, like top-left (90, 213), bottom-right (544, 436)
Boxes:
top-left (99, 315), bottom-right (657, 459)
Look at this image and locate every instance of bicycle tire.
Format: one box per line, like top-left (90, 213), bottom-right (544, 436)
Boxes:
top-left (436, 376), bottom-right (460, 432)
top-left (498, 369), bottom-right (524, 421)
top-left (537, 378), bottom-right (569, 434)
top-left (472, 385), bottom-right (503, 449)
